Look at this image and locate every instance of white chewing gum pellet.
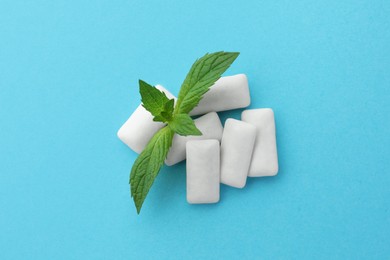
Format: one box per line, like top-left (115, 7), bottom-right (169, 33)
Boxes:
top-left (241, 108), bottom-right (278, 176)
top-left (186, 139), bottom-right (220, 204)
top-left (165, 112), bottom-right (223, 166)
top-left (189, 74), bottom-right (250, 116)
top-left (220, 119), bottom-right (257, 188)
top-left (117, 85), bottom-right (176, 154)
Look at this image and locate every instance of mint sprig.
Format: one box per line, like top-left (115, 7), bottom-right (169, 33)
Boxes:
top-left (130, 51), bottom-right (240, 214)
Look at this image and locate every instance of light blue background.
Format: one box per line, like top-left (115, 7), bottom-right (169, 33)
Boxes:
top-left (1, 0), bottom-right (389, 259)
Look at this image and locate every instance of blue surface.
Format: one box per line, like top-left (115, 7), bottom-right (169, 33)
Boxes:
top-left (1, 0), bottom-right (389, 259)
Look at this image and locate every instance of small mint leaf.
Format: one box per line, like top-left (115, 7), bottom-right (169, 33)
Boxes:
top-left (169, 114), bottom-right (202, 136)
top-left (139, 80), bottom-right (172, 122)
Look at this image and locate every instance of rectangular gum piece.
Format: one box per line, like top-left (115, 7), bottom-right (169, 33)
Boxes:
top-left (220, 119), bottom-right (257, 188)
top-left (186, 139), bottom-right (220, 204)
top-left (241, 108), bottom-right (279, 176)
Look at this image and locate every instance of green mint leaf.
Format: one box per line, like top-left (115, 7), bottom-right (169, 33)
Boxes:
top-left (139, 79), bottom-right (173, 122)
top-left (169, 114), bottom-right (202, 136)
top-left (174, 52), bottom-right (239, 115)
top-left (130, 126), bottom-right (174, 214)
